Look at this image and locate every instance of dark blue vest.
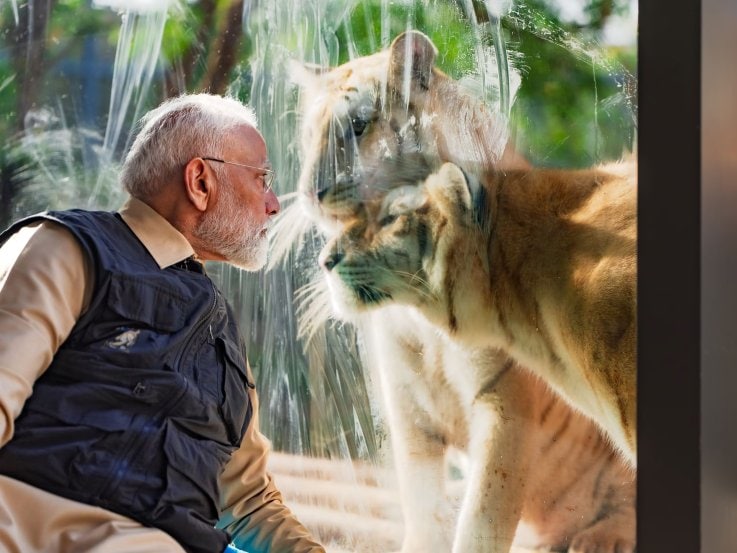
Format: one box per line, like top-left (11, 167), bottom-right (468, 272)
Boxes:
top-left (0, 210), bottom-right (254, 553)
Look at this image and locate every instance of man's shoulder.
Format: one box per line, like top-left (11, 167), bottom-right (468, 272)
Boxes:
top-left (1, 216), bottom-right (81, 257)
top-left (45, 208), bottom-right (120, 228)
top-left (0, 216), bottom-right (91, 305)
top-left (1, 209), bottom-right (117, 245)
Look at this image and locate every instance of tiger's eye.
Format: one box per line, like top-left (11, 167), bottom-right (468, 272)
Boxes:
top-left (378, 214), bottom-right (397, 227)
top-left (351, 117), bottom-right (367, 136)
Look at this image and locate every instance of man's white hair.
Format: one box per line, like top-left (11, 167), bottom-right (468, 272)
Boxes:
top-left (120, 93), bottom-right (258, 199)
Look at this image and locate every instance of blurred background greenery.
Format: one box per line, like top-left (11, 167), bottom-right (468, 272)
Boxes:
top-left (0, 0), bottom-right (636, 460)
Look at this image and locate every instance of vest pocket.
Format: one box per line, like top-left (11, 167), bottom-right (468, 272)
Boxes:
top-left (157, 422), bottom-right (232, 521)
top-left (105, 275), bottom-right (188, 332)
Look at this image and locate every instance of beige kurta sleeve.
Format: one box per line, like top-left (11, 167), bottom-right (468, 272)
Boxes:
top-left (217, 362), bottom-right (325, 553)
top-left (0, 221), bottom-right (91, 447)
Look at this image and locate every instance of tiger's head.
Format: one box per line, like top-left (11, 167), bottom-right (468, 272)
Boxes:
top-left (279, 31), bottom-right (521, 339)
top-left (317, 162), bottom-right (489, 329)
top-left (293, 30), bottom-right (520, 233)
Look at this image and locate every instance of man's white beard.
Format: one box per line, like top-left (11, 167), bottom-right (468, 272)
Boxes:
top-left (194, 183), bottom-right (269, 271)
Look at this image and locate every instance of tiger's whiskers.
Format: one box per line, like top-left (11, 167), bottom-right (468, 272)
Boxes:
top-left (295, 277), bottom-right (334, 341)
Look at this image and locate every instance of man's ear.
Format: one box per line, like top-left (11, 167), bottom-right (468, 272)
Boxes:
top-left (183, 158), bottom-right (215, 212)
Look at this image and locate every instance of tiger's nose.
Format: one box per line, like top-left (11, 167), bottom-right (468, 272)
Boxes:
top-left (320, 251), bottom-right (344, 272)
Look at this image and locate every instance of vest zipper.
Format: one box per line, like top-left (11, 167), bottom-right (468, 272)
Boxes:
top-left (173, 278), bottom-right (219, 370)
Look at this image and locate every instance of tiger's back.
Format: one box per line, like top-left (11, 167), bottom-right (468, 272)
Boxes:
top-left (481, 165), bottom-right (637, 460)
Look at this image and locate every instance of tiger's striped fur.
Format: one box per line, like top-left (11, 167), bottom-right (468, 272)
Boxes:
top-left (359, 307), bottom-right (635, 553)
top-left (320, 161), bottom-right (637, 465)
top-left (290, 30), bottom-right (636, 553)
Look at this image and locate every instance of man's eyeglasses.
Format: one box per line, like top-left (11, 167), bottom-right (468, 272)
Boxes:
top-left (202, 157), bottom-right (275, 193)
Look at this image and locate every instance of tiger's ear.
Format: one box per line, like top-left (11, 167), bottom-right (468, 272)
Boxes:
top-left (388, 30), bottom-right (438, 100)
top-left (288, 59), bottom-right (331, 88)
top-left (426, 163), bottom-right (485, 226)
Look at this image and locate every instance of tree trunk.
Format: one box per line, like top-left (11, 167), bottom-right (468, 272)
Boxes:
top-left (200, 0), bottom-right (245, 94)
top-left (164, 0), bottom-right (217, 97)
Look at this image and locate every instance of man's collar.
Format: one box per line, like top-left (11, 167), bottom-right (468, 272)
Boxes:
top-left (119, 196), bottom-right (196, 269)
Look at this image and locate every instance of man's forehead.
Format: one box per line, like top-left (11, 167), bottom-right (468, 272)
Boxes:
top-left (227, 124), bottom-right (268, 161)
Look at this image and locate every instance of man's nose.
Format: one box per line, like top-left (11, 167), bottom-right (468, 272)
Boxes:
top-left (266, 188), bottom-right (280, 216)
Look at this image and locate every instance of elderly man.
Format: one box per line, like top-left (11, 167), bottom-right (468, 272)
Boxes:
top-left (0, 94), bottom-right (324, 553)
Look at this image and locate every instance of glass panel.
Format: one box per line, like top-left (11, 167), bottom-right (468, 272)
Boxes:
top-left (0, 1), bottom-right (637, 551)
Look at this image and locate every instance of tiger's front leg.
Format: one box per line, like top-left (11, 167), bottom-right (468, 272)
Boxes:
top-left (391, 415), bottom-right (455, 553)
top-left (452, 380), bottom-right (534, 553)
top-left (363, 315), bottom-right (455, 552)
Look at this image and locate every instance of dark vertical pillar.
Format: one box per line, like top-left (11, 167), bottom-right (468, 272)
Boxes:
top-left (638, 0), bottom-right (701, 551)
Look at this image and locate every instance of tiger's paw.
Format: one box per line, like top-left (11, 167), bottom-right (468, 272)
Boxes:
top-left (568, 516), bottom-right (635, 553)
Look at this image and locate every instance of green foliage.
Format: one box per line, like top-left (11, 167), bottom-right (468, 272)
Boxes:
top-left (49, 0), bottom-right (119, 44)
top-left (161, 6), bottom-right (196, 62)
top-left (158, 0), bottom-right (254, 96)
top-left (0, 0), bottom-right (119, 139)
top-left (505, 0), bottom-right (636, 166)
top-left (509, 31), bottom-right (635, 166)
top-left (336, 0), bottom-right (478, 77)
top-left (330, 0), bottom-right (636, 168)
top-left (0, 66), bottom-right (17, 137)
